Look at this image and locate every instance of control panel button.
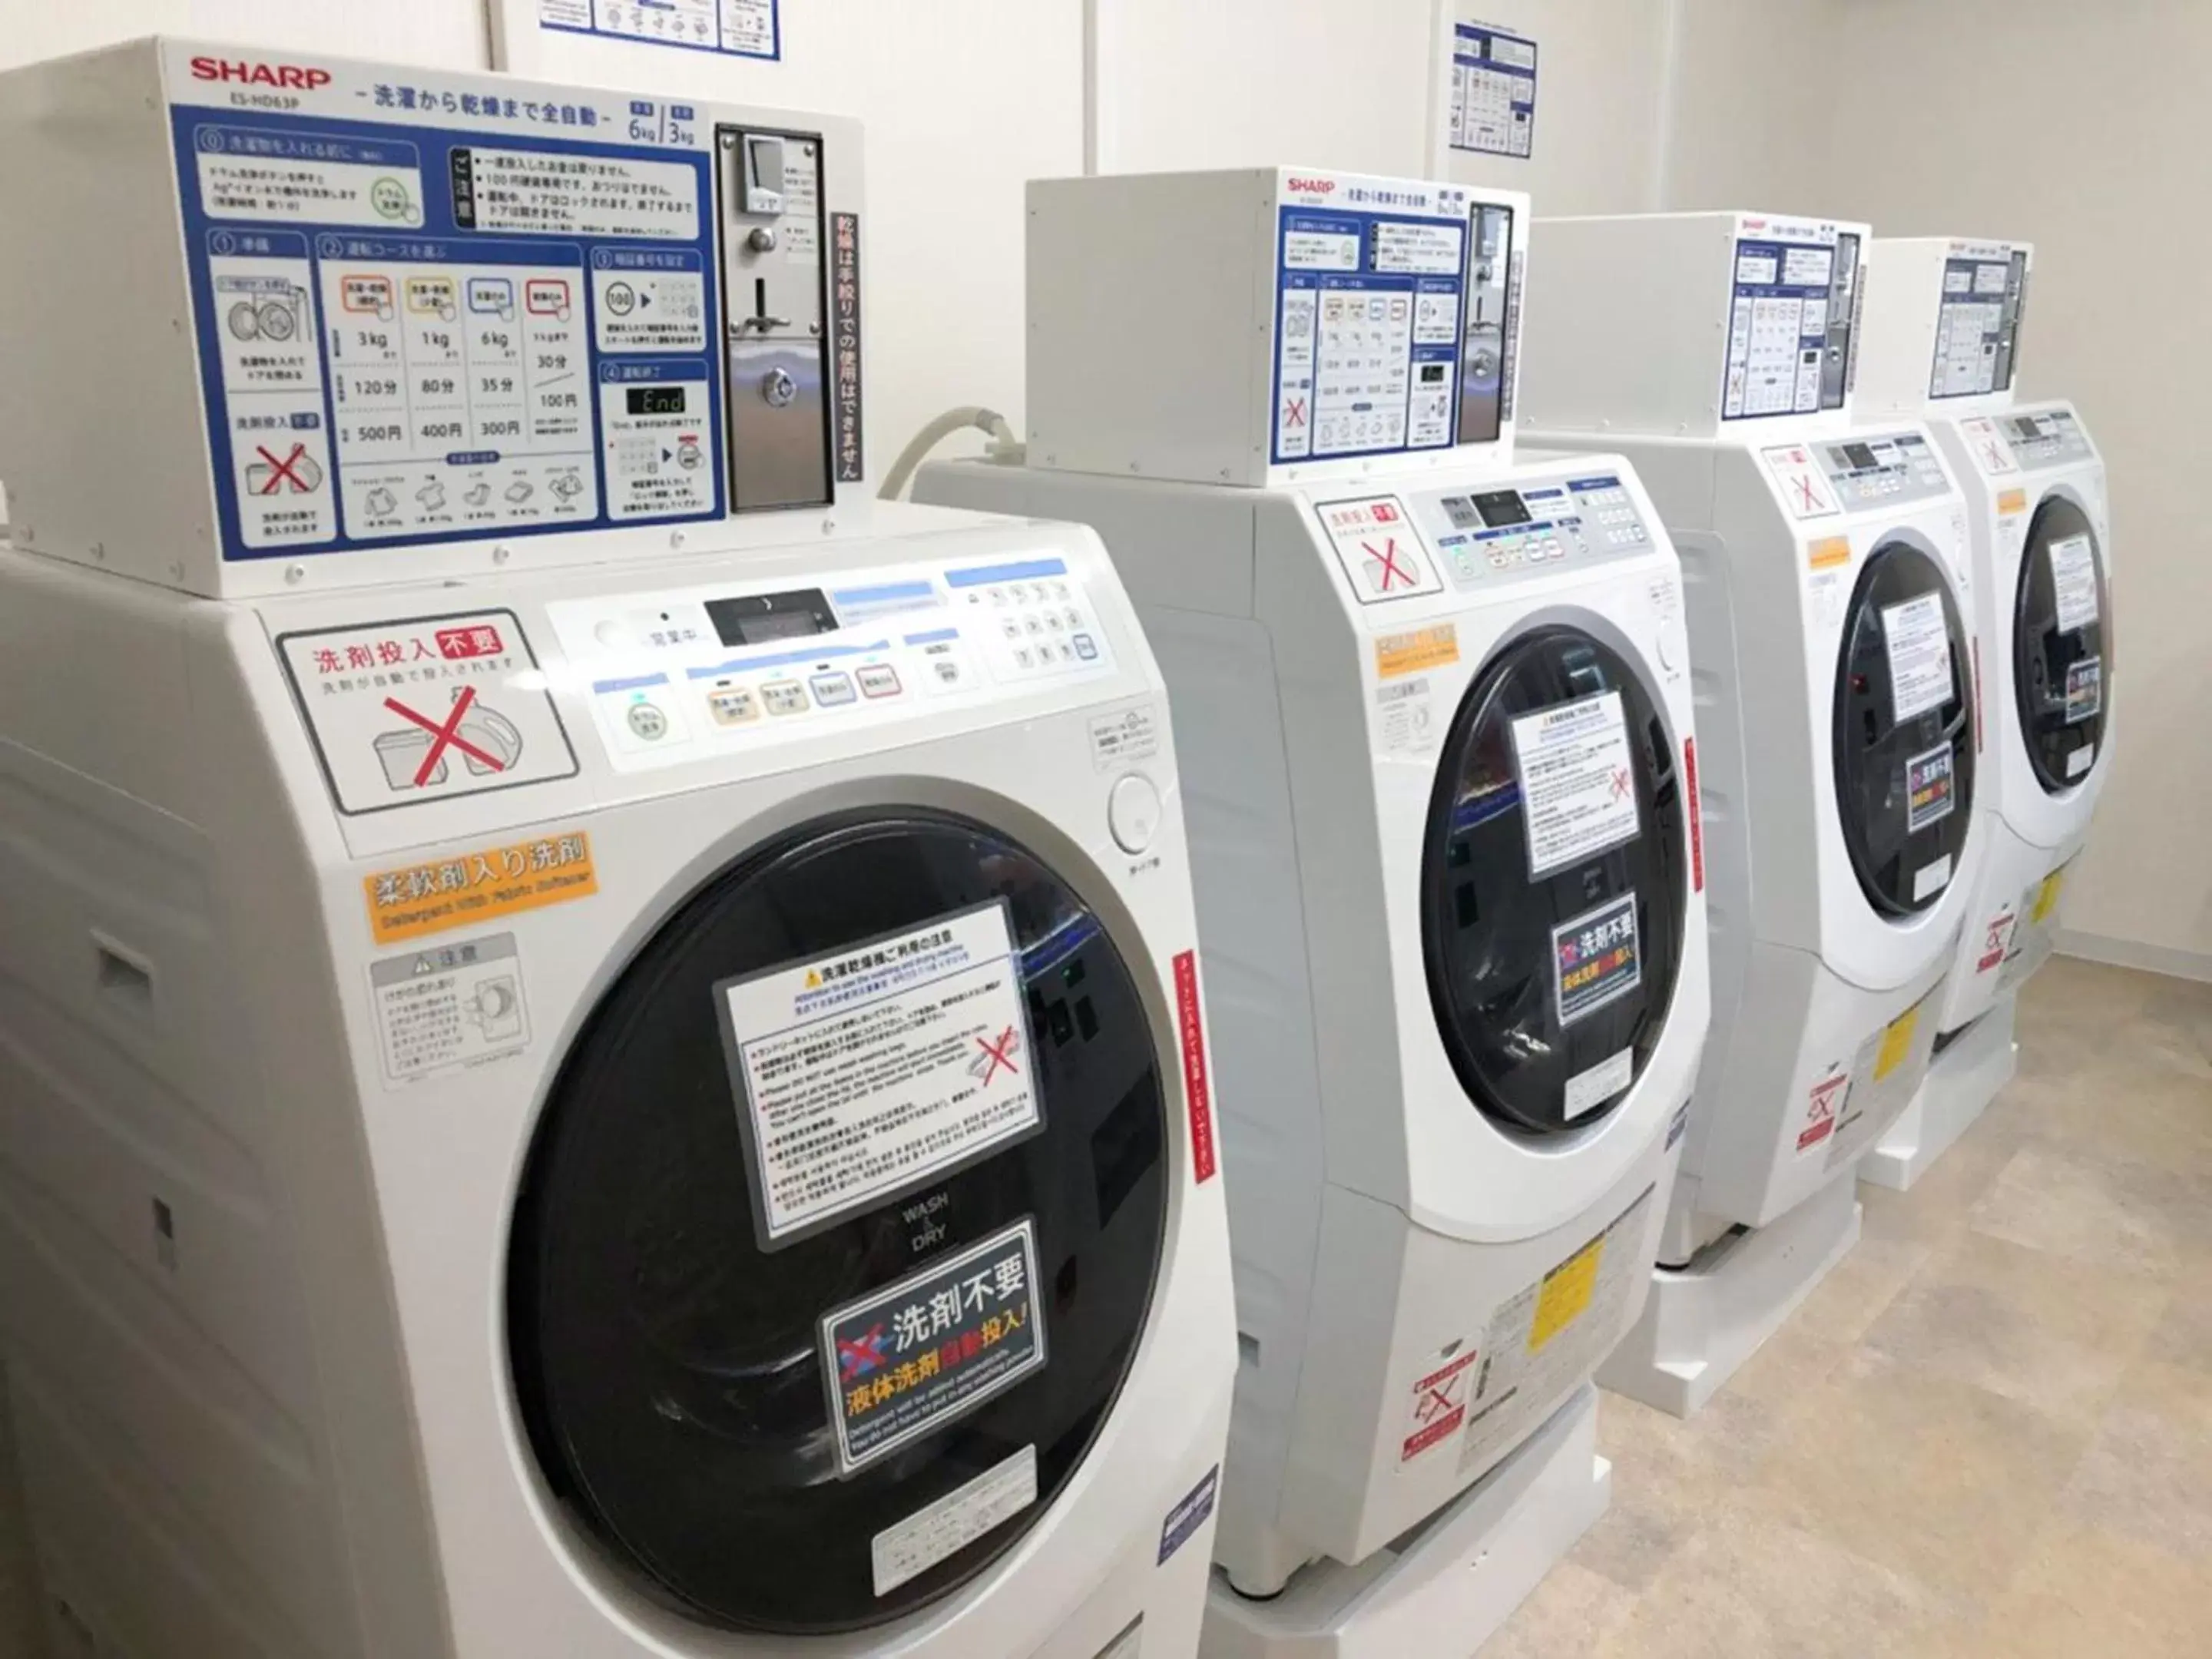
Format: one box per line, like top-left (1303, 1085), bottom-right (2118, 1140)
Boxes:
top-left (707, 687), bottom-right (760, 725)
top-left (856, 664), bottom-right (902, 699)
top-left (1073, 634), bottom-right (1098, 661)
top-left (1108, 772), bottom-right (1164, 855)
top-left (762, 680), bottom-right (810, 716)
top-left (627, 702), bottom-right (670, 742)
top-left (810, 671), bottom-right (857, 708)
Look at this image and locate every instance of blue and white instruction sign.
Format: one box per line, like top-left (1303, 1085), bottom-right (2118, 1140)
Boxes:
top-left (1448, 20), bottom-right (1538, 159)
top-left (538, 0), bottom-right (780, 60)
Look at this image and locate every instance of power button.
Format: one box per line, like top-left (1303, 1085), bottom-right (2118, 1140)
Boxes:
top-left (1108, 773), bottom-right (1163, 855)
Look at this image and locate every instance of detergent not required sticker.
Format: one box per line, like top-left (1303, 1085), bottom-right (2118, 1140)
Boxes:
top-left (1456, 1185), bottom-right (1654, 1479)
top-left (2049, 534), bottom-right (2101, 634)
top-left (368, 930), bottom-right (530, 1086)
top-left (822, 1219), bottom-right (1045, 1476)
top-left (721, 902), bottom-right (1042, 1247)
top-left (1402, 1350), bottom-right (1479, 1465)
top-left (362, 830), bottom-right (599, 947)
top-left (2065, 657), bottom-right (2104, 725)
top-left (1512, 690), bottom-right (1641, 878)
top-left (1552, 892), bottom-right (1641, 1028)
top-left (870, 1444), bottom-right (1037, 1599)
top-left (1881, 592), bottom-right (1955, 724)
top-left (1905, 742), bottom-right (1957, 833)
top-left (1315, 496), bottom-right (1445, 603)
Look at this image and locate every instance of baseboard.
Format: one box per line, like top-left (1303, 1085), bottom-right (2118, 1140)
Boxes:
top-left (2056, 929), bottom-right (2212, 985)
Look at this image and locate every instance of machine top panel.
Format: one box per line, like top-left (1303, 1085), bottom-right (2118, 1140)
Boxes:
top-left (1758, 426), bottom-right (1954, 522)
top-left (1723, 214), bottom-right (1863, 424)
top-left (1949, 404), bottom-right (2095, 482)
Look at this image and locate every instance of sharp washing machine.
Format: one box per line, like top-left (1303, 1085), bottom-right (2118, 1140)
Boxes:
top-left (1521, 213), bottom-right (1979, 1416)
top-left (918, 169), bottom-right (1710, 1658)
top-left (0, 41), bottom-right (1236, 1659)
top-left (1853, 237), bottom-right (2114, 1190)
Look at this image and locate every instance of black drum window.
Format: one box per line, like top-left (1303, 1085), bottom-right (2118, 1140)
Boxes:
top-left (2012, 495), bottom-right (2108, 793)
top-left (1420, 627), bottom-right (1688, 1137)
top-left (1832, 541), bottom-right (1976, 916)
top-left (508, 810), bottom-right (1167, 1634)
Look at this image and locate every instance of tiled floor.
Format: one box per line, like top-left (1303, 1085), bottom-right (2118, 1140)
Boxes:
top-left (1490, 957), bottom-right (2212, 1658)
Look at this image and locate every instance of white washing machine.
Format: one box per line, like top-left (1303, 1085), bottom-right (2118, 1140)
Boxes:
top-left (1522, 212), bottom-right (1979, 1415)
top-left (918, 167), bottom-right (1710, 1658)
top-left (0, 41), bottom-right (1234, 1659)
top-left (1853, 238), bottom-right (2114, 1189)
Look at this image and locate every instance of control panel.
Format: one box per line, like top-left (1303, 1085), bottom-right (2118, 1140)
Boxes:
top-left (1928, 245), bottom-right (2029, 399)
top-left (1402, 472), bottom-right (1657, 591)
top-left (1810, 429), bottom-right (1954, 512)
top-left (547, 554), bottom-right (1114, 771)
top-left (1989, 407), bottom-right (2093, 471)
top-left (1722, 218), bottom-right (1862, 422)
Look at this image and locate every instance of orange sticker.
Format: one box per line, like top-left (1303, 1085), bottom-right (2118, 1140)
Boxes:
top-left (364, 830), bottom-right (598, 946)
top-left (1376, 624), bottom-right (1460, 680)
top-left (1997, 488), bottom-right (2028, 516)
top-left (1807, 536), bottom-right (1851, 571)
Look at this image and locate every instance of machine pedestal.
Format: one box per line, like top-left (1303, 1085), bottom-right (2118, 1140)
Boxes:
top-left (1859, 995), bottom-right (2017, 1193)
top-left (1597, 1172), bottom-right (1860, 1418)
top-left (1200, 1386), bottom-right (1607, 1659)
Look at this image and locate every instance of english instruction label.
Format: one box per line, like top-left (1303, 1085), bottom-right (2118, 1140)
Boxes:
top-left (870, 1444), bottom-right (1035, 1598)
top-left (1552, 892), bottom-right (1641, 1027)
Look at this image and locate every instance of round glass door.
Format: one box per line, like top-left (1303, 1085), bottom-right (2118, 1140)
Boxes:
top-left (1420, 627), bottom-right (1689, 1137)
top-left (508, 810), bottom-right (1168, 1634)
top-left (1832, 541), bottom-right (1976, 916)
top-left (2013, 494), bottom-right (2108, 793)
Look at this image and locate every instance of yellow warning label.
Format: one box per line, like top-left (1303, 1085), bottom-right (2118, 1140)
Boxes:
top-left (1997, 488), bottom-right (2028, 517)
top-left (1530, 1233), bottom-right (1604, 1353)
top-left (363, 830), bottom-right (598, 946)
top-left (2032, 869), bottom-right (2066, 925)
top-left (1873, 1004), bottom-right (1920, 1083)
top-left (1376, 624), bottom-right (1460, 680)
top-left (1807, 536), bottom-right (1852, 571)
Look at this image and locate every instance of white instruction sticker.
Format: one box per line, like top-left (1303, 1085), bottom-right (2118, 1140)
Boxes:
top-left (2067, 742), bottom-right (2096, 780)
top-left (457, 147), bottom-right (700, 240)
top-left (722, 902), bottom-right (1041, 1245)
top-left (1511, 691), bottom-right (1641, 877)
top-left (1881, 592), bottom-right (1954, 724)
top-left (1563, 1048), bottom-right (1634, 1121)
top-left (871, 1444), bottom-right (1037, 1598)
top-left (1912, 853), bottom-right (1953, 903)
top-left (2048, 534), bottom-right (2101, 634)
top-left (1373, 221), bottom-right (1467, 274)
top-left (369, 931), bottom-right (530, 1085)
top-left (1089, 704), bottom-right (1162, 772)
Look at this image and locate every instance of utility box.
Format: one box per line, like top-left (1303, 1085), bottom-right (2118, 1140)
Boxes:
top-left (0, 38), bottom-right (866, 598)
top-left (1855, 237), bottom-right (2033, 418)
top-left (1024, 167), bottom-right (1528, 488)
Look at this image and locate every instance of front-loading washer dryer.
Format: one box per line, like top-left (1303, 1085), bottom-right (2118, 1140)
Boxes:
top-left (1521, 211), bottom-right (1981, 1416)
top-left (917, 166), bottom-right (1710, 1659)
top-left (1853, 237), bottom-right (2114, 1190)
top-left (0, 41), bottom-right (1235, 1659)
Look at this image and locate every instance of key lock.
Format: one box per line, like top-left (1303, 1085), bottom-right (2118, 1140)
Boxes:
top-left (721, 127), bottom-right (835, 508)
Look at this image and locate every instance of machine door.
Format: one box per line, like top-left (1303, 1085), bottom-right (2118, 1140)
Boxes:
top-left (1421, 627), bottom-right (1689, 1137)
top-left (2013, 494), bottom-right (2109, 793)
top-left (509, 810), bottom-right (1169, 1634)
top-left (1832, 541), bottom-right (1977, 916)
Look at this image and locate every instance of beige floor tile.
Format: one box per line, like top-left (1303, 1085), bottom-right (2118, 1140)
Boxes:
top-left (2016, 955), bottom-right (2163, 1041)
top-left (2059, 1357), bottom-right (2212, 1560)
top-left (1786, 1231), bottom-right (1936, 1345)
top-left (2002, 1058), bottom-right (2212, 1173)
top-left (1588, 1505), bottom-right (1970, 1659)
top-left (1856, 1227), bottom-right (2167, 1426)
top-left (1938, 1522), bottom-right (2212, 1659)
top-left (1480, 1559), bottom-right (1638, 1659)
top-left (1857, 1112), bottom-right (2027, 1249)
top-left (1965, 1141), bottom-right (2193, 1280)
top-left (1737, 1349), bottom-right (2091, 1601)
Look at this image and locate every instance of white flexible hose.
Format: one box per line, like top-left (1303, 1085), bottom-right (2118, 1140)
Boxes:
top-left (878, 406), bottom-right (1022, 500)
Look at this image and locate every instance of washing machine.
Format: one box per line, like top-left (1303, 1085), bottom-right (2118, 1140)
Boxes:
top-left (917, 167), bottom-right (1710, 1658)
top-left (1853, 237), bottom-right (2114, 1189)
top-left (1521, 212), bottom-right (1979, 1415)
top-left (0, 41), bottom-right (1234, 1659)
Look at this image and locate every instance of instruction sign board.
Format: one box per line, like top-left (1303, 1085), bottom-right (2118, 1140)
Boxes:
top-left (1446, 19), bottom-right (1538, 159)
top-left (538, 0), bottom-right (779, 60)
top-left (1881, 593), bottom-right (1954, 723)
top-left (820, 1218), bottom-right (1045, 1475)
top-left (1511, 690), bottom-right (1641, 877)
top-left (720, 902), bottom-right (1042, 1247)
top-left (2048, 534), bottom-right (2101, 634)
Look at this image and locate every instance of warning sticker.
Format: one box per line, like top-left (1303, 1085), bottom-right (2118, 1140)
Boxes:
top-left (871, 1444), bottom-right (1037, 1598)
top-left (1511, 691), bottom-right (1641, 877)
top-left (277, 610), bottom-right (578, 816)
top-left (1375, 677), bottom-right (1439, 754)
top-left (1314, 496), bottom-right (1445, 604)
top-left (2048, 534), bottom-right (2101, 634)
top-left (1174, 949), bottom-right (1219, 1184)
top-left (362, 830), bottom-right (598, 946)
top-left (1553, 892), bottom-right (1641, 1027)
top-left (1797, 1065), bottom-right (1848, 1154)
top-left (1881, 592), bottom-right (1954, 724)
top-left (1906, 742), bottom-right (1957, 833)
top-left (1089, 704), bottom-right (1163, 772)
top-left (1402, 1350), bottom-right (1477, 1464)
top-left (1376, 623), bottom-right (1461, 680)
top-left (1824, 992), bottom-right (1937, 1171)
top-left (1457, 1185), bottom-right (1654, 1479)
top-left (1975, 907), bottom-right (2018, 975)
top-left (822, 1219), bottom-right (1045, 1475)
top-left (720, 902), bottom-right (1041, 1246)
top-left (2065, 657), bottom-right (2103, 724)
top-left (368, 930), bottom-right (529, 1085)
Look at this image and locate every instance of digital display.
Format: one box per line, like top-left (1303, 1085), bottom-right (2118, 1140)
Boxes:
top-left (1837, 442), bottom-right (1879, 470)
top-left (2011, 416), bottom-right (2043, 440)
top-left (1470, 488), bottom-right (1532, 527)
top-left (1440, 495), bottom-right (1482, 530)
top-left (706, 588), bottom-right (839, 648)
top-left (627, 386), bottom-right (688, 416)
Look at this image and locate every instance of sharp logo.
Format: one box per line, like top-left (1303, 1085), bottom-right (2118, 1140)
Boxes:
top-left (190, 56), bottom-right (333, 91)
top-left (1286, 177), bottom-right (1336, 195)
